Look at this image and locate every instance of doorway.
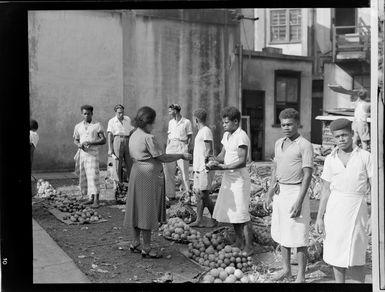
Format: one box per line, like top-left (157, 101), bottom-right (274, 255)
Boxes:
top-left (242, 90), bottom-right (265, 161)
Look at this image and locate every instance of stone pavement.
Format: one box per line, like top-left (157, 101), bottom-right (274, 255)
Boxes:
top-left (33, 219), bottom-right (90, 283)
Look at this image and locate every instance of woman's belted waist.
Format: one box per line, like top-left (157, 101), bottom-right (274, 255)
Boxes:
top-left (169, 138), bottom-right (187, 143)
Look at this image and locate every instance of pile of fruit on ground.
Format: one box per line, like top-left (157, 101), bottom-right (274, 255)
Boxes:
top-left (35, 179), bottom-right (58, 198)
top-left (62, 206), bottom-right (103, 224)
top-left (160, 217), bottom-right (200, 243)
top-left (199, 266), bottom-right (259, 283)
top-left (35, 179), bottom-right (106, 225)
top-left (185, 231), bottom-right (254, 273)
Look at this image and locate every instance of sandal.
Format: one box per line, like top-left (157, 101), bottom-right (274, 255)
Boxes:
top-left (129, 242), bottom-right (141, 253)
top-left (141, 248), bottom-right (163, 259)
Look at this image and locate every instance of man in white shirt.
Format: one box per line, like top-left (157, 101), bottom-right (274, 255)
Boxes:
top-left (189, 108), bottom-right (216, 228)
top-left (74, 105), bottom-right (106, 208)
top-left (315, 118), bottom-right (372, 283)
top-left (264, 108), bottom-right (314, 283)
top-left (107, 104), bottom-right (134, 184)
top-left (30, 119), bottom-right (39, 164)
top-left (164, 104), bottom-right (193, 200)
top-left (206, 106), bottom-right (253, 255)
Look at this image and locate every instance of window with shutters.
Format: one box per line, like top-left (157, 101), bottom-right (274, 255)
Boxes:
top-left (270, 9), bottom-right (302, 44)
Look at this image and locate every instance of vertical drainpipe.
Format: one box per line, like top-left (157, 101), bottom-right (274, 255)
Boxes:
top-left (239, 43), bottom-right (243, 113)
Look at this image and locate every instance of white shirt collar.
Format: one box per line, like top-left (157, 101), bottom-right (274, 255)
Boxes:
top-left (113, 116), bottom-right (128, 123)
top-left (330, 145), bottom-right (360, 158)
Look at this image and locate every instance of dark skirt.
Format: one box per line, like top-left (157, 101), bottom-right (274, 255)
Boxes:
top-left (123, 159), bottom-right (166, 232)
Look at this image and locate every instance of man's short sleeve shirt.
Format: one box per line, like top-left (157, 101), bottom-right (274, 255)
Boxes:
top-left (73, 121), bottom-right (104, 155)
top-left (221, 127), bottom-right (250, 165)
top-left (168, 117), bottom-right (193, 141)
top-left (107, 116), bottom-right (133, 136)
top-left (274, 135), bottom-right (314, 184)
top-left (321, 147), bottom-right (372, 194)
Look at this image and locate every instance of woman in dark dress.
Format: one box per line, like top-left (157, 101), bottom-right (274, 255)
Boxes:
top-left (123, 106), bottom-right (191, 258)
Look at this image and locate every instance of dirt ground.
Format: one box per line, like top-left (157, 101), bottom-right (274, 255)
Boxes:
top-left (31, 178), bottom-right (372, 284)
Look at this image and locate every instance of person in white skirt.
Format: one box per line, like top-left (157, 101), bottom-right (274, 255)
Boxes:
top-left (315, 118), bottom-right (372, 283)
top-left (206, 106), bottom-right (254, 256)
top-left (264, 108), bottom-right (314, 283)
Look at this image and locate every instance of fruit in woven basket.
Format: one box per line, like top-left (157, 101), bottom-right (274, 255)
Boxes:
top-left (161, 217), bottom-right (197, 241)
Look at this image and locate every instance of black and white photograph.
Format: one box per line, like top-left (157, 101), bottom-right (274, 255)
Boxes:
top-left (1, 1), bottom-right (384, 291)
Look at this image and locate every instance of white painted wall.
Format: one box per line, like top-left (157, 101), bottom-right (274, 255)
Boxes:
top-left (323, 63), bottom-right (355, 111)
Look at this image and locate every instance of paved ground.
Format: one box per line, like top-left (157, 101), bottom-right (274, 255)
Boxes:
top-left (33, 219), bottom-right (90, 283)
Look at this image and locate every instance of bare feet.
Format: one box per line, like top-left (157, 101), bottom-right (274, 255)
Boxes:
top-left (271, 270), bottom-right (292, 282)
top-left (189, 220), bottom-right (205, 228)
top-left (242, 247), bottom-right (255, 256)
top-left (294, 277), bottom-right (306, 283)
top-left (205, 219), bottom-right (218, 228)
top-left (231, 240), bottom-right (244, 250)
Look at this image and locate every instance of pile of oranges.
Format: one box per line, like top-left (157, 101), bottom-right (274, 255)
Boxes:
top-left (200, 266), bottom-right (259, 283)
top-left (160, 217), bottom-right (200, 242)
top-left (186, 232), bottom-right (253, 272)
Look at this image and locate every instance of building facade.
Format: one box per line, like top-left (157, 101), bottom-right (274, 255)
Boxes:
top-left (241, 8), bottom-right (370, 159)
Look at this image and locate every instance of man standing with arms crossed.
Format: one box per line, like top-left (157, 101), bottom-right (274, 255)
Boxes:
top-left (189, 108), bottom-right (217, 228)
top-left (315, 118), bottom-right (372, 283)
top-left (107, 104), bottom-right (134, 184)
top-left (164, 104), bottom-right (193, 201)
top-left (74, 105), bottom-right (106, 208)
top-left (264, 108), bottom-right (314, 283)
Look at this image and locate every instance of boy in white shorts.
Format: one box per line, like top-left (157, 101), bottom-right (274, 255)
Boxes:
top-left (189, 109), bottom-right (217, 228)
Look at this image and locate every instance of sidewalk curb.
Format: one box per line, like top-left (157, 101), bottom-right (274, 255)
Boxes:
top-left (33, 219), bottom-right (91, 283)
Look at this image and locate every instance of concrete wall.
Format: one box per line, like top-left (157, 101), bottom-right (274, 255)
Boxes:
top-left (122, 10), bottom-right (239, 156)
top-left (29, 9), bottom-right (240, 170)
top-left (323, 63), bottom-right (355, 111)
top-left (28, 10), bottom-right (124, 171)
top-left (243, 53), bottom-right (313, 160)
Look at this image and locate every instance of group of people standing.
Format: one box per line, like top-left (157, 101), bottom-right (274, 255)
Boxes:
top-left (70, 102), bottom-right (372, 283)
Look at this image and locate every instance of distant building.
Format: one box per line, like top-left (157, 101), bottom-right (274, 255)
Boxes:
top-left (238, 8), bottom-right (370, 159)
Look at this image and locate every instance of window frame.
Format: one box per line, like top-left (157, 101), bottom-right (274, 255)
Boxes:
top-left (273, 70), bottom-right (301, 126)
top-left (269, 8), bottom-right (302, 45)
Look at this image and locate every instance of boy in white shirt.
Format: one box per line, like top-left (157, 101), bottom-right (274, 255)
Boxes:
top-left (315, 118), bottom-right (372, 283)
top-left (207, 106), bottom-right (253, 255)
top-left (189, 108), bottom-right (217, 228)
top-left (30, 119), bottom-right (39, 163)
